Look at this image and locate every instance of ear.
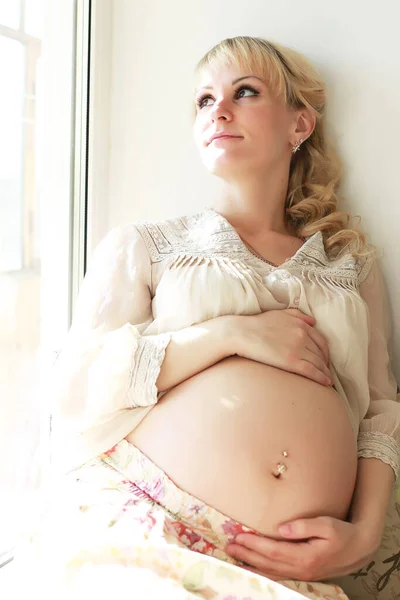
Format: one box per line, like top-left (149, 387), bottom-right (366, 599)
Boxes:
top-left (291, 108), bottom-right (316, 144)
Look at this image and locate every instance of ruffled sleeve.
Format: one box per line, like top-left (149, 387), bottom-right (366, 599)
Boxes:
top-left (50, 223), bottom-right (171, 464)
top-left (358, 259), bottom-right (400, 478)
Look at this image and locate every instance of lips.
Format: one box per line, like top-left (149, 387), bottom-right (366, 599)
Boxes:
top-left (208, 133), bottom-right (242, 145)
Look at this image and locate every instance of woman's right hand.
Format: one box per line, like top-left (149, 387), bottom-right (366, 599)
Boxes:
top-left (231, 309), bottom-right (332, 386)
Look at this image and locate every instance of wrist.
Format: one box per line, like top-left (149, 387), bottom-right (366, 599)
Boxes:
top-left (352, 518), bottom-right (383, 555)
top-left (214, 315), bottom-right (243, 358)
top-left (350, 508), bottom-right (386, 547)
top-left (349, 458), bottom-right (394, 534)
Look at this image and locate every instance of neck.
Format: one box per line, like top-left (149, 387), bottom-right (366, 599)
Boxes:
top-left (212, 164), bottom-right (291, 238)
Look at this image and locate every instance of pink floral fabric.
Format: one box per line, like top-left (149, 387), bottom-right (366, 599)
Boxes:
top-left (13, 439), bottom-right (351, 599)
top-left (101, 440), bottom-right (257, 563)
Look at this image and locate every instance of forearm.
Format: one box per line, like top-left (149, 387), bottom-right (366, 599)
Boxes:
top-left (156, 315), bottom-right (237, 392)
top-left (348, 457), bottom-right (395, 542)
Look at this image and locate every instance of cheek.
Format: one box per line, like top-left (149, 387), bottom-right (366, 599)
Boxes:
top-left (252, 110), bottom-right (290, 158)
top-left (254, 109), bottom-right (284, 139)
top-left (193, 118), bottom-right (206, 150)
top-left (253, 99), bottom-right (288, 128)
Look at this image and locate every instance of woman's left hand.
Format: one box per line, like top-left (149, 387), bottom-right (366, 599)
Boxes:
top-left (225, 516), bottom-right (380, 581)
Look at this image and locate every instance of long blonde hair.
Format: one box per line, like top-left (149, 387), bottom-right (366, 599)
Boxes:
top-left (194, 36), bottom-right (373, 260)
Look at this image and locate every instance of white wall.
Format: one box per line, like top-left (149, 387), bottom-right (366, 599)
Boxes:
top-left (92, 0), bottom-right (400, 375)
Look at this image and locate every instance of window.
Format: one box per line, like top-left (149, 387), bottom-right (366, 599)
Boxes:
top-left (0, 1), bottom-right (43, 273)
top-left (0, 0), bottom-right (88, 560)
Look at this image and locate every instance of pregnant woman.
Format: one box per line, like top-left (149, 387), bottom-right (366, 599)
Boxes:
top-left (34, 37), bottom-right (399, 600)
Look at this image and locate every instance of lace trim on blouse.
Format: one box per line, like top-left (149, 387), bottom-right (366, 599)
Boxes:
top-left (136, 209), bottom-right (374, 285)
top-left (357, 431), bottom-right (399, 479)
top-left (127, 333), bottom-right (172, 408)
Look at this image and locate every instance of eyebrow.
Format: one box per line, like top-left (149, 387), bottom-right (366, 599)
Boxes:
top-left (195, 75), bottom-right (264, 94)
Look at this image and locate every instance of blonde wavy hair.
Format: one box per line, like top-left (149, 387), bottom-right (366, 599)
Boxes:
top-left (193, 36), bottom-right (374, 260)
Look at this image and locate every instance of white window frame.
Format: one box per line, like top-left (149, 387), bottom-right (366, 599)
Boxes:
top-left (0, 0), bottom-right (93, 572)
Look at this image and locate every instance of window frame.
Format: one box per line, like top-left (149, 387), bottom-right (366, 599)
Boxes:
top-left (70, 0), bottom-right (92, 321)
top-left (0, 0), bottom-right (93, 571)
top-left (0, 0), bottom-right (92, 308)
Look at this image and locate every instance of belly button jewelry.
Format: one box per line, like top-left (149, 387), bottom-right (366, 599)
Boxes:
top-left (273, 452), bottom-right (289, 478)
top-left (272, 462), bottom-right (288, 478)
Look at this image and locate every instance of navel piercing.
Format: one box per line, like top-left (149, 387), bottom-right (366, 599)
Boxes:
top-left (272, 453), bottom-right (289, 478)
top-left (292, 138), bottom-right (303, 154)
top-left (272, 461), bottom-right (288, 478)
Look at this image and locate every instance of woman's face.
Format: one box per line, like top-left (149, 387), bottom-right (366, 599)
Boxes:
top-left (193, 62), bottom-right (296, 179)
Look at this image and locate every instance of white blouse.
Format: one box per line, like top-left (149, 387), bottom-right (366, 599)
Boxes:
top-left (50, 209), bottom-right (400, 477)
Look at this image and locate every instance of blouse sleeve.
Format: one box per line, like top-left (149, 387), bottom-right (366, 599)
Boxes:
top-left (357, 259), bottom-right (400, 478)
top-left (50, 223), bottom-right (171, 439)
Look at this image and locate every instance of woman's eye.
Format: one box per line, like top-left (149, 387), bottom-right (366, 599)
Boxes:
top-left (197, 95), bottom-right (213, 109)
top-left (196, 85), bottom-right (259, 110)
top-left (236, 85), bottom-right (258, 98)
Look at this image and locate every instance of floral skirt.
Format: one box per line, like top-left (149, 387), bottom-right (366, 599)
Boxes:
top-left (12, 440), bottom-right (350, 600)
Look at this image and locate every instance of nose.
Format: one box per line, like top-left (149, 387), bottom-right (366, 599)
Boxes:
top-left (209, 98), bottom-right (232, 122)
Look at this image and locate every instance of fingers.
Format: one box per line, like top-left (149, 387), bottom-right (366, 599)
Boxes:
top-left (286, 310), bottom-right (330, 365)
top-left (286, 326), bottom-right (332, 385)
top-left (302, 349), bottom-right (332, 383)
top-left (228, 534), bottom-right (280, 556)
top-left (226, 543), bottom-right (316, 581)
top-left (294, 359), bottom-right (331, 386)
top-left (286, 309), bottom-right (316, 326)
top-left (305, 324), bottom-right (330, 365)
top-left (226, 543), bottom-right (288, 576)
top-left (305, 337), bottom-right (330, 370)
top-left (279, 517), bottom-right (337, 541)
top-left (230, 534), bottom-right (310, 564)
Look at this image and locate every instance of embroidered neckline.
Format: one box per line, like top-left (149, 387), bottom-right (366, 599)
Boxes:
top-left (136, 208), bottom-right (371, 282)
top-left (206, 207), bottom-right (322, 271)
top-left (241, 240), bottom-right (279, 267)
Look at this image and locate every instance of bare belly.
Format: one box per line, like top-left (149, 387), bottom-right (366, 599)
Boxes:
top-left (126, 356), bottom-right (358, 537)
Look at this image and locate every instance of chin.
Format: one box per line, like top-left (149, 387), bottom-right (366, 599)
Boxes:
top-left (203, 154), bottom-right (247, 176)
top-left (206, 160), bottom-right (253, 180)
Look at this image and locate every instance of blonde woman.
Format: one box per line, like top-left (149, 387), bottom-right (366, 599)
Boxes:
top-left (36, 37), bottom-right (399, 599)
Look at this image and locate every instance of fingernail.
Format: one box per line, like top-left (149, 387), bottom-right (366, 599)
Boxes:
top-left (326, 377), bottom-right (332, 385)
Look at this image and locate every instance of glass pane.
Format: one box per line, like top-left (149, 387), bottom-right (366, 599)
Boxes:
top-left (0, 36), bottom-right (24, 271)
top-left (25, 0), bottom-right (44, 38)
top-left (0, 0), bottom-right (21, 29)
top-left (0, 37), bottom-right (30, 551)
top-left (0, 0), bottom-right (76, 551)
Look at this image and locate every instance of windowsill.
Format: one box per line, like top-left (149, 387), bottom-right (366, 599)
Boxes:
top-left (0, 497), bottom-right (18, 570)
top-left (0, 553), bottom-right (17, 592)
top-left (0, 547), bottom-right (14, 570)
top-left (0, 507), bottom-right (16, 572)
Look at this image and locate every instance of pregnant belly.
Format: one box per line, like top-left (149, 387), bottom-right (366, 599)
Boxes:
top-left (126, 356), bottom-right (358, 537)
